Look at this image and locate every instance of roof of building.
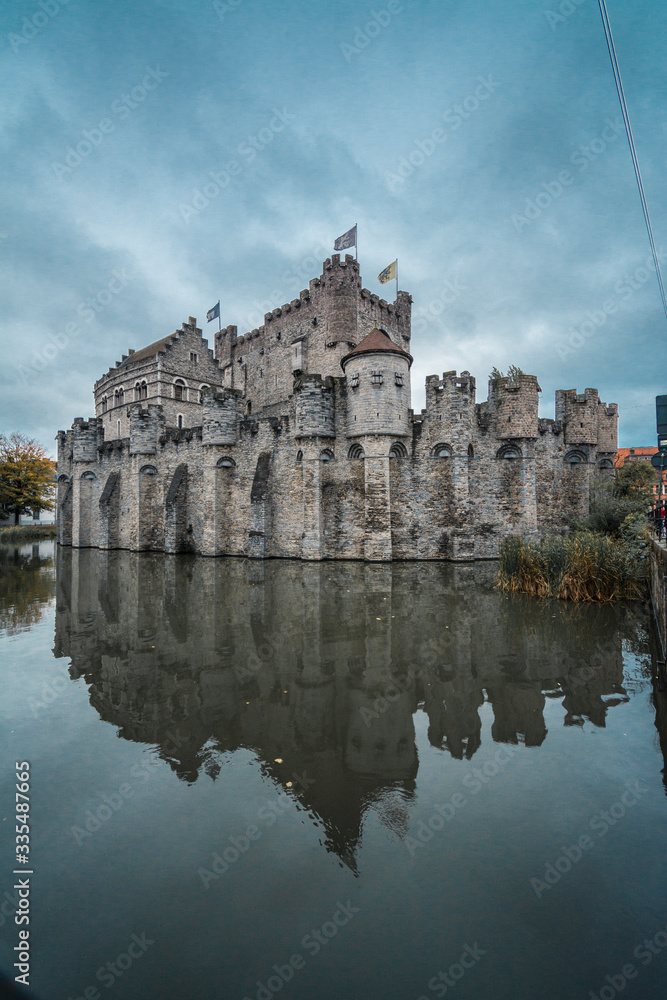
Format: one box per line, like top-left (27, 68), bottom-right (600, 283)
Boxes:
top-left (118, 334), bottom-right (176, 368)
top-left (614, 446), bottom-right (658, 467)
top-left (341, 327), bottom-right (413, 369)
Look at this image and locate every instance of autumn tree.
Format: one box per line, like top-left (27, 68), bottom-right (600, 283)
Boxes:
top-left (0, 434), bottom-right (56, 525)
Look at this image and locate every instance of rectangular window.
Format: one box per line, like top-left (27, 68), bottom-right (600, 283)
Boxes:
top-left (190, 352), bottom-right (198, 363)
top-left (395, 373), bottom-right (404, 386)
top-left (371, 371), bottom-right (383, 384)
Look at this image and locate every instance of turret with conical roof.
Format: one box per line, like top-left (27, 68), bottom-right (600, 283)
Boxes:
top-left (341, 327), bottom-right (413, 440)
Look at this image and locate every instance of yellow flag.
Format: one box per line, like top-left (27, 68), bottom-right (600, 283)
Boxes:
top-left (378, 260), bottom-right (397, 284)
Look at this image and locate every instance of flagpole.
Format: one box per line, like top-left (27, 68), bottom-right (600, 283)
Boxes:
top-left (355, 223), bottom-right (358, 262)
top-left (218, 301), bottom-right (221, 332)
top-left (395, 259), bottom-right (398, 302)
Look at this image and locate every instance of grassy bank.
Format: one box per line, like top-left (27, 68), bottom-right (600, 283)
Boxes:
top-left (0, 524), bottom-right (57, 543)
top-left (497, 532), bottom-right (646, 602)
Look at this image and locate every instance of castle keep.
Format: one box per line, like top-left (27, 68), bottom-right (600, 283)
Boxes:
top-left (56, 254), bottom-right (618, 561)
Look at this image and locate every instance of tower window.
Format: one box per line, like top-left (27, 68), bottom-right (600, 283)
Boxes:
top-left (350, 373), bottom-right (359, 388)
top-left (371, 371), bottom-right (383, 384)
top-left (174, 380), bottom-right (186, 401)
top-left (395, 373), bottom-right (404, 386)
top-left (190, 352), bottom-right (198, 363)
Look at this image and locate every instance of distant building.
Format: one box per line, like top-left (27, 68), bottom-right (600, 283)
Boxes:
top-left (615, 447), bottom-right (667, 501)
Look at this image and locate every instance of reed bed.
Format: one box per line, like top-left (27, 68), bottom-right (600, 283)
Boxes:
top-left (0, 524), bottom-right (57, 543)
top-left (497, 532), bottom-right (646, 602)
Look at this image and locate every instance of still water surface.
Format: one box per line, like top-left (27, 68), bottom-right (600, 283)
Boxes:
top-left (1, 542), bottom-right (666, 1000)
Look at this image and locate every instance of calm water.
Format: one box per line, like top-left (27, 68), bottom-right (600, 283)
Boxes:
top-left (1, 542), bottom-right (667, 1000)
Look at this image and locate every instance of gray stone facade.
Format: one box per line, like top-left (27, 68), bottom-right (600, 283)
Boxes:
top-left (57, 254), bottom-right (618, 561)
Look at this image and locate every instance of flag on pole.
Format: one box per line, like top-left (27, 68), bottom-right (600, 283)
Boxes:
top-left (334, 225), bottom-right (357, 252)
top-left (207, 301), bottom-right (220, 323)
top-left (378, 260), bottom-right (397, 284)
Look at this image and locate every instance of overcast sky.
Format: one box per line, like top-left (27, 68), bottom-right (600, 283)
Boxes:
top-left (1, 0), bottom-right (665, 454)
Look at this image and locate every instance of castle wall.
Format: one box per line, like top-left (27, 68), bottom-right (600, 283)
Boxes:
top-left (56, 253), bottom-right (617, 562)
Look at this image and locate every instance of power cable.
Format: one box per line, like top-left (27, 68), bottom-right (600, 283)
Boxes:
top-left (598, 0), bottom-right (667, 321)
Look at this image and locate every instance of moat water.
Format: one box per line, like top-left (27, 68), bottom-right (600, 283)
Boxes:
top-left (1, 541), bottom-right (667, 1000)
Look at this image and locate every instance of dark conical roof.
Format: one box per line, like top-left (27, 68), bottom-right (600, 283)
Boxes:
top-left (341, 328), bottom-right (413, 370)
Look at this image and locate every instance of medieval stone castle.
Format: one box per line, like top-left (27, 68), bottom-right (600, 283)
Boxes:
top-left (56, 253), bottom-right (618, 560)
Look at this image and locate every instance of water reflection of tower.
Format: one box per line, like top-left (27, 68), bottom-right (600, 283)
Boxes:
top-left (54, 548), bottom-right (643, 865)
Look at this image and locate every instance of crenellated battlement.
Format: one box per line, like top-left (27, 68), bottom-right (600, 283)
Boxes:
top-left (294, 374), bottom-right (336, 439)
top-left (71, 417), bottom-right (103, 463)
top-left (487, 374), bottom-right (541, 439)
top-left (202, 388), bottom-right (243, 446)
top-left (555, 387), bottom-right (613, 446)
top-left (129, 404), bottom-right (166, 455)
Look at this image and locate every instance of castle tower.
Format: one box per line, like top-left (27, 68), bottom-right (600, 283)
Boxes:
top-left (424, 371), bottom-right (477, 452)
top-left (294, 375), bottom-right (337, 561)
top-left (341, 329), bottom-right (413, 561)
top-left (341, 328), bottom-right (412, 439)
top-left (486, 374), bottom-right (541, 534)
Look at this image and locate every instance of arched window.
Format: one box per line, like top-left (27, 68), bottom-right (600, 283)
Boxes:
top-left (597, 458), bottom-right (613, 470)
top-left (320, 449), bottom-right (334, 462)
top-left (174, 380), bottom-right (186, 401)
top-left (468, 444), bottom-right (474, 459)
top-left (57, 474), bottom-right (70, 484)
top-left (389, 442), bottom-right (408, 458)
top-left (177, 414), bottom-right (184, 429)
top-left (140, 465), bottom-right (158, 475)
top-left (216, 456), bottom-right (236, 468)
top-left (101, 397), bottom-right (108, 413)
top-left (134, 382), bottom-right (142, 402)
top-left (496, 444), bottom-right (522, 460)
top-left (199, 384), bottom-right (210, 403)
top-left (118, 388), bottom-right (124, 405)
top-left (81, 471), bottom-right (96, 480)
top-left (295, 450), bottom-right (303, 463)
top-left (247, 401), bottom-right (252, 415)
top-left (348, 443), bottom-right (364, 460)
top-left (141, 381), bottom-right (148, 399)
top-left (564, 450), bottom-right (587, 467)
top-left (432, 443), bottom-right (452, 458)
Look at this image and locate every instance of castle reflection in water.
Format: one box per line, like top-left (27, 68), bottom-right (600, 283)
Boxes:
top-left (53, 547), bottom-right (658, 866)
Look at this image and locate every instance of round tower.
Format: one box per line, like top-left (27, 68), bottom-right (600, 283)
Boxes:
top-left (341, 328), bottom-right (412, 438)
